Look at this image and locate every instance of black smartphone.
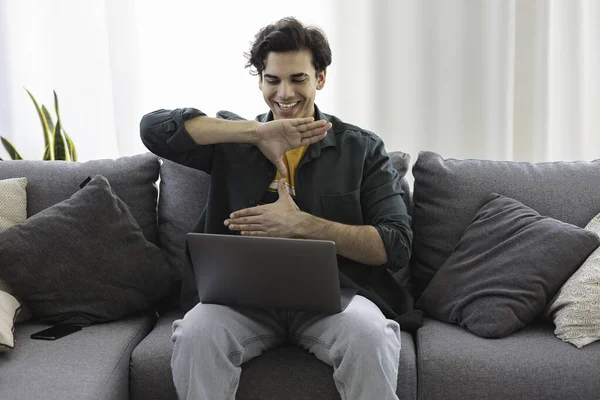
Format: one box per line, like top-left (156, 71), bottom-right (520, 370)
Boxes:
top-left (30, 324), bottom-right (82, 340)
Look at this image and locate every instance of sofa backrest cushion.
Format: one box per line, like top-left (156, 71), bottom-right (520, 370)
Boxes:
top-left (158, 159), bottom-right (210, 278)
top-left (411, 151), bottom-right (600, 299)
top-left (389, 150), bottom-right (410, 180)
top-left (389, 151), bottom-right (412, 214)
top-left (0, 153), bottom-right (160, 244)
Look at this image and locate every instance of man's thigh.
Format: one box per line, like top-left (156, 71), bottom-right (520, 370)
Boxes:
top-left (173, 303), bottom-right (287, 364)
top-left (287, 295), bottom-right (401, 357)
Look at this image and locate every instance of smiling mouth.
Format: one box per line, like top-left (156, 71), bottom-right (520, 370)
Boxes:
top-left (276, 101), bottom-right (300, 112)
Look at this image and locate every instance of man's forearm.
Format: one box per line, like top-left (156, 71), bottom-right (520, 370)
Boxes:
top-left (299, 212), bottom-right (388, 266)
top-left (184, 116), bottom-right (259, 145)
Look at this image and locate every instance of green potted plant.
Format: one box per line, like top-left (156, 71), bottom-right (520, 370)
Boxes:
top-left (1, 89), bottom-right (77, 161)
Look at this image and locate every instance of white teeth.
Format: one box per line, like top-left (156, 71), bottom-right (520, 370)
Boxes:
top-left (278, 102), bottom-right (298, 110)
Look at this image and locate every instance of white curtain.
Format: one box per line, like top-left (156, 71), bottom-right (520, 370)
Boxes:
top-left (1, 0), bottom-right (599, 173)
top-left (360, 0), bottom-right (600, 165)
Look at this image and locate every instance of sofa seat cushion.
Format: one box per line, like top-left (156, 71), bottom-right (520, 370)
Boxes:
top-left (0, 313), bottom-right (156, 400)
top-left (130, 309), bottom-right (181, 400)
top-left (416, 318), bottom-right (600, 400)
top-left (130, 309), bottom-right (417, 400)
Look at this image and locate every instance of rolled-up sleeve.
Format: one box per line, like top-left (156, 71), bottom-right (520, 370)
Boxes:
top-left (140, 108), bottom-right (214, 172)
top-left (361, 136), bottom-right (413, 272)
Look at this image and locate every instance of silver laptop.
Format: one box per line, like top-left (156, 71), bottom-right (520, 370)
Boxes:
top-left (187, 233), bottom-right (355, 314)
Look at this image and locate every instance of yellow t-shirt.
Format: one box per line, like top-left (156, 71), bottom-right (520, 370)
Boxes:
top-left (261, 146), bottom-right (308, 204)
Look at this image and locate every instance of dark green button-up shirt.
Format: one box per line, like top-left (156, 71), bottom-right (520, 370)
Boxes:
top-left (141, 105), bottom-right (417, 326)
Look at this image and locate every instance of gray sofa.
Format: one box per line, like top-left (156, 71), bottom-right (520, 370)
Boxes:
top-left (1, 150), bottom-right (599, 400)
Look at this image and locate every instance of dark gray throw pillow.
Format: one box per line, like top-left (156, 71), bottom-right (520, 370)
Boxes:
top-left (410, 151), bottom-right (600, 300)
top-left (0, 175), bottom-right (176, 325)
top-left (416, 193), bottom-right (600, 338)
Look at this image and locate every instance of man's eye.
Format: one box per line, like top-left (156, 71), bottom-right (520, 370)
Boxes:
top-left (293, 79), bottom-right (306, 83)
top-left (267, 80), bottom-right (279, 84)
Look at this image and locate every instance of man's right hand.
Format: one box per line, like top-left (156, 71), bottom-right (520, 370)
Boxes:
top-left (254, 118), bottom-right (332, 178)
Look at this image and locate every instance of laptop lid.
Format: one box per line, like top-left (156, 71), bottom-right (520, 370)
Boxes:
top-left (187, 233), bottom-right (353, 314)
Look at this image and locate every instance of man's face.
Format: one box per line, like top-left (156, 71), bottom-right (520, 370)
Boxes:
top-left (259, 50), bottom-right (326, 120)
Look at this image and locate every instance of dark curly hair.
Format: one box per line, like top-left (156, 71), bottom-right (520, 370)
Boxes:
top-left (244, 17), bottom-right (332, 78)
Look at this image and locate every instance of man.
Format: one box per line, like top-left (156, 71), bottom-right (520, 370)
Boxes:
top-left (140, 17), bottom-right (413, 400)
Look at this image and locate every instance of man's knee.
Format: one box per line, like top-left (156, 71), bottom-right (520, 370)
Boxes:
top-left (335, 300), bottom-right (401, 352)
top-left (346, 317), bottom-right (400, 348)
top-left (172, 303), bottom-right (230, 347)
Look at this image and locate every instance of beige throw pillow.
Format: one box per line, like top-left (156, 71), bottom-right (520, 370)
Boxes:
top-left (546, 212), bottom-right (600, 348)
top-left (0, 177), bottom-right (27, 229)
top-left (0, 289), bottom-right (21, 350)
top-left (0, 177), bottom-right (28, 351)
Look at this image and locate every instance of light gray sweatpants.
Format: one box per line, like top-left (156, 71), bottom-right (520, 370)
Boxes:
top-left (171, 295), bottom-right (401, 400)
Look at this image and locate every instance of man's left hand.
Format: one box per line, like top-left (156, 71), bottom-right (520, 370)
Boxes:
top-left (224, 179), bottom-right (308, 238)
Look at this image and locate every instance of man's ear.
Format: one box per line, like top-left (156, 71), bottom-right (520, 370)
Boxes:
top-left (258, 75), bottom-right (263, 90)
top-left (316, 69), bottom-right (327, 90)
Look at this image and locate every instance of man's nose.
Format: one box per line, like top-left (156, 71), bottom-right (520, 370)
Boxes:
top-left (277, 81), bottom-right (294, 99)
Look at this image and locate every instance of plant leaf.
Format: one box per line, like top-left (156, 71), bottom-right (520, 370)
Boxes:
top-left (53, 119), bottom-right (67, 161)
top-left (53, 91), bottom-right (63, 135)
top-left (64, 131), bottom-right (78, 162)
top-left (25, 88), bottom-right (52, 159)
top-left (43, 145), bottom-right (52, 161)
top-left (41, 105), bottom-right (55, 135)
top-left (1, 136), bottom-right (23, 160)
top-left (54, 91), bottom-right (77, 162)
